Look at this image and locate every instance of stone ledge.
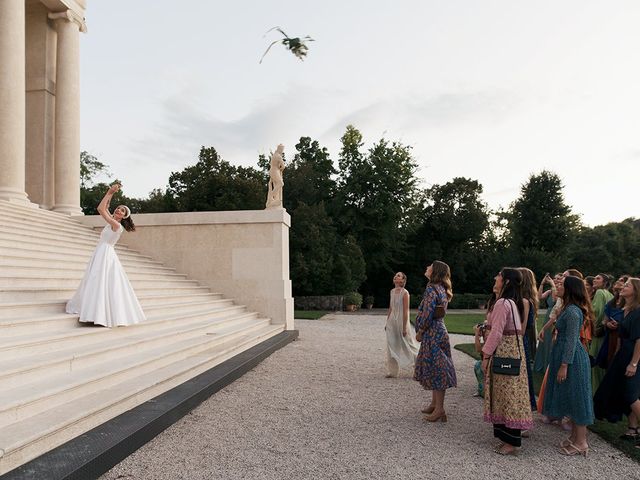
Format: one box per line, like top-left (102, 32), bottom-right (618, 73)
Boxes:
top-left (0, 330), bottom-right (298, 480)
top-left (74, 209), bottom-right (291, 228)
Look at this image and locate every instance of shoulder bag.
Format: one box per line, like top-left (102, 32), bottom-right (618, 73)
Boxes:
top-left (491, 300), bottom-right (522, 376)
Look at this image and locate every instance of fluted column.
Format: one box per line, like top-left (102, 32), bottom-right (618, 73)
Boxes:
top-left (49, 10), bottom-right (86, 215)
top-left (0, 0), bottom-right (29, 203)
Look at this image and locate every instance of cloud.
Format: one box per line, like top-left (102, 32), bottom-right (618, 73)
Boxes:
top-left (320, 89), bottom-right (521, 141)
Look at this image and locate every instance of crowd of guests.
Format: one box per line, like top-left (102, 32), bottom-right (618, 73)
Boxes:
top-left (384, 261), bottom-right (640, 457)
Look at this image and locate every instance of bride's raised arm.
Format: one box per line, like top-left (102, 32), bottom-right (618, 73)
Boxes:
top-left (97, 184), bottom-right (122, 231)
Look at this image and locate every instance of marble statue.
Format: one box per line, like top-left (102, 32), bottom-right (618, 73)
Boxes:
top-left (265, 144), bottom-right (286, 209)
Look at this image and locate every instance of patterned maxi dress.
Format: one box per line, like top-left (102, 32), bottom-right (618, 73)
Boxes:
top-left (413, 284), bottom-right (457, 390)
top-left (543, 305), bottom-right (594, 426)
top-left (483, 298), bottom-right (534, 445)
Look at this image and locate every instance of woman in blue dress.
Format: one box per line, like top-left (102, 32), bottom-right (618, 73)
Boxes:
top-left (543, 275), bottom-right (595, 456)
top-left (414, 260), bottom-right (456, 422)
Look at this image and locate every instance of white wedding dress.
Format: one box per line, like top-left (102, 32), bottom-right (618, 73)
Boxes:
top-left (385, 288), bottom-right (419, 376)
top-left (66, 224), bottom-right (146, 327)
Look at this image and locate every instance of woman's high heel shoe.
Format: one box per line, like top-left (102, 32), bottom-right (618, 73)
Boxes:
top-left (424, 411), bottom-right (447, 423)
top-left (421, 405), bottom-right (435, 414)
top-left (560, 442), bottom-right (589, 457)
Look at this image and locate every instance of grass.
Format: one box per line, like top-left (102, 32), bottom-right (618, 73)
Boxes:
top-left (411, 313), bottom-right (485, 335)
top-left (294, 310), bottom-right (329, 320)
top-left (454, 342), bottom-right (640, 462)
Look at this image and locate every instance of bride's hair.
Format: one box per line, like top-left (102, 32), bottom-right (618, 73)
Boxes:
top-left (121, 216), bottom-right (135, 232)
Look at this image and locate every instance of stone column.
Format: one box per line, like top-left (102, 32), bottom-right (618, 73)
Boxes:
top-left (49, 10), bottom-right (86, 215)
top-left (0, 0), bottom-right (30, 203)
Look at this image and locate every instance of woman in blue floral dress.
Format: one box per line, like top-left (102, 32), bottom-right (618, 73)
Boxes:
top-left (414, 260), bottom-right (456, 422)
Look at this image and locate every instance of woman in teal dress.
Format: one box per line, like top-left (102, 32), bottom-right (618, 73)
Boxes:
top-left (534, 274), bottom-right (557, 373)
top-left (543, 275), bottom-right (595, 456)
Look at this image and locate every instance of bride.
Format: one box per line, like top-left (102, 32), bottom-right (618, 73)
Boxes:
top-left (66, 183), bottom-right (146, 327)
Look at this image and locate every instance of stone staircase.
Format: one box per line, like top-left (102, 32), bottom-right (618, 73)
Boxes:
top-left (0, 200), bottom-right (285, 476)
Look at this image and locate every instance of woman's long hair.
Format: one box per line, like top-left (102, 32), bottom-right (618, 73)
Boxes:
top-left (429, 260), bottom-right (453, 301)
top-left (562, 275), bottom-right (595, 335)
top-left (625, 278), bottom-right (640, 312)
top-left (121, 216), bottom-right (136, 232)
top-left (497, 267), bottom-right (525, 319)
top-left (519, 267), bottom-right (538, 320)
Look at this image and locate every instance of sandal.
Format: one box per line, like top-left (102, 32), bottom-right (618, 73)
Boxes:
top-left (494, 444), bottom-right (519, 456)
top-left (620, 426), bottom-right (640, 441)
top-left (559, 437), bottom-right (574, 448)
top-left (560, 442), bottom-right (589, 457)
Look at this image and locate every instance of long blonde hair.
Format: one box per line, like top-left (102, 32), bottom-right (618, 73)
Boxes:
top-left (429, 260), bottom-right (453, 301)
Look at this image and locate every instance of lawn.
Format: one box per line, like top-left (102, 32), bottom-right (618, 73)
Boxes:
top-left (454, 342), bottom-right (639, 462)
top-left (410, 312), bottom-right (485, 335)
top-left (294, 310), bottom-right (329, 320)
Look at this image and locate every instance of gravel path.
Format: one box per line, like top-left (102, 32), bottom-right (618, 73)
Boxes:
top-left (101, 314), bottom-right (637, 480)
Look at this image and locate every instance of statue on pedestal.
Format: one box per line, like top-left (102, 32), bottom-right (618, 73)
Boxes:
top-left (265, 144), bottom-right (286, 209)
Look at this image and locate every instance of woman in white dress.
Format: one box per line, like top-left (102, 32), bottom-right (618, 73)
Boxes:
top-left (385, 272), bottom-right (420, 377)
top-left (66, 183), bottom-right (146, 327)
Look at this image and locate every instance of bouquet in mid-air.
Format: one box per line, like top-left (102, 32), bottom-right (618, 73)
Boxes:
top-left (260, 27), bottom-right (314, 63)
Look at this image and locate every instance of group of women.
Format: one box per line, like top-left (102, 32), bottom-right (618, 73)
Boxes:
top-left (384, 261), bottom-right (640, 458)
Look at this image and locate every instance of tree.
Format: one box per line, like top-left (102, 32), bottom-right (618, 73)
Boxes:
top-left (283, 137), bottom-right (337, 211)
top-left (168, 147), bottom-right (267, 211)
top-left (404, 178), bottom-right (492, 294)
top-left (80, 151), bottom-right (111, 189)
top-left (333, 125), bottom-right (421, 301)
top-left (505, 170), bottom-right (580, 275)
top-left (289, 202), bottom-right (365, 295)
top-left (569, 219), bottom-right (640, 275)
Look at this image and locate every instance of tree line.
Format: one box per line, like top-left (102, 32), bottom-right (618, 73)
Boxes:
top-left (80, 125), bottom-right (640, 306)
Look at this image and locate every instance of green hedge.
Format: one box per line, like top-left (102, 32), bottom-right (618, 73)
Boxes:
top-left (410, 292), bottom-right (488, 309)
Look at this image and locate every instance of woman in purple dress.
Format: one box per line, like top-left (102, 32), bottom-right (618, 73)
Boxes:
top-left (414, 260), bottom-right (456, 422)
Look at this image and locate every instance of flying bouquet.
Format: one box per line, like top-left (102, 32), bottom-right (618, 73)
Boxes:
top-left (260, 27), bottom-right (314, 63)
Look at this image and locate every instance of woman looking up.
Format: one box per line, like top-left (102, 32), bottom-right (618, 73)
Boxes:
top-left (66, 183), bottom-right (146, 327)
top-left (414, 260), bottom-right (456, 422)
top-left (481, 268), bottom-right (533, 455)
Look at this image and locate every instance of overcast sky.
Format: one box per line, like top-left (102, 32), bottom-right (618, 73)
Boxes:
top-left (80, 0), bottom-right (640, 226)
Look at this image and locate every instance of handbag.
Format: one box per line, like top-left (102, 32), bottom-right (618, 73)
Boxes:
top-left (491, 300), bottom-right (522, 376)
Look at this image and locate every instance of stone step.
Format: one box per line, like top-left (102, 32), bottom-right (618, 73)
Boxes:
top-left (0, 200), bottom-right (87, 229)
top-left (0, 298), bottom-right (237, 336)
top-left (0, 316), bottom-right (268, 424)
top-left (0, 251), bottom-right (168, 270)
top-left (0, 237), bottom-right (149, 261)
top-left (0, 304), bottom-right (249, 362)
top-left (0, 284), bottom-right (211, 302)
top-left (0, 293), bottom-right (223, 319)
top-left (0, 220), bottom-right (109, 246)
top-left (0, 273), bottom-right (199, 289)
top-left (0, 230), bottom-right (136, 257)
top-left (0, 323), bottom-right (282, 476)
top-left (0, 265), bottom-right (186, 281)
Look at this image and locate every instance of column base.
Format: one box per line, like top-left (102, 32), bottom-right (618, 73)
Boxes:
top-left (51, 203), bottom-right (84, 216)
top-left (0, 188), bottom-right (37, 208)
